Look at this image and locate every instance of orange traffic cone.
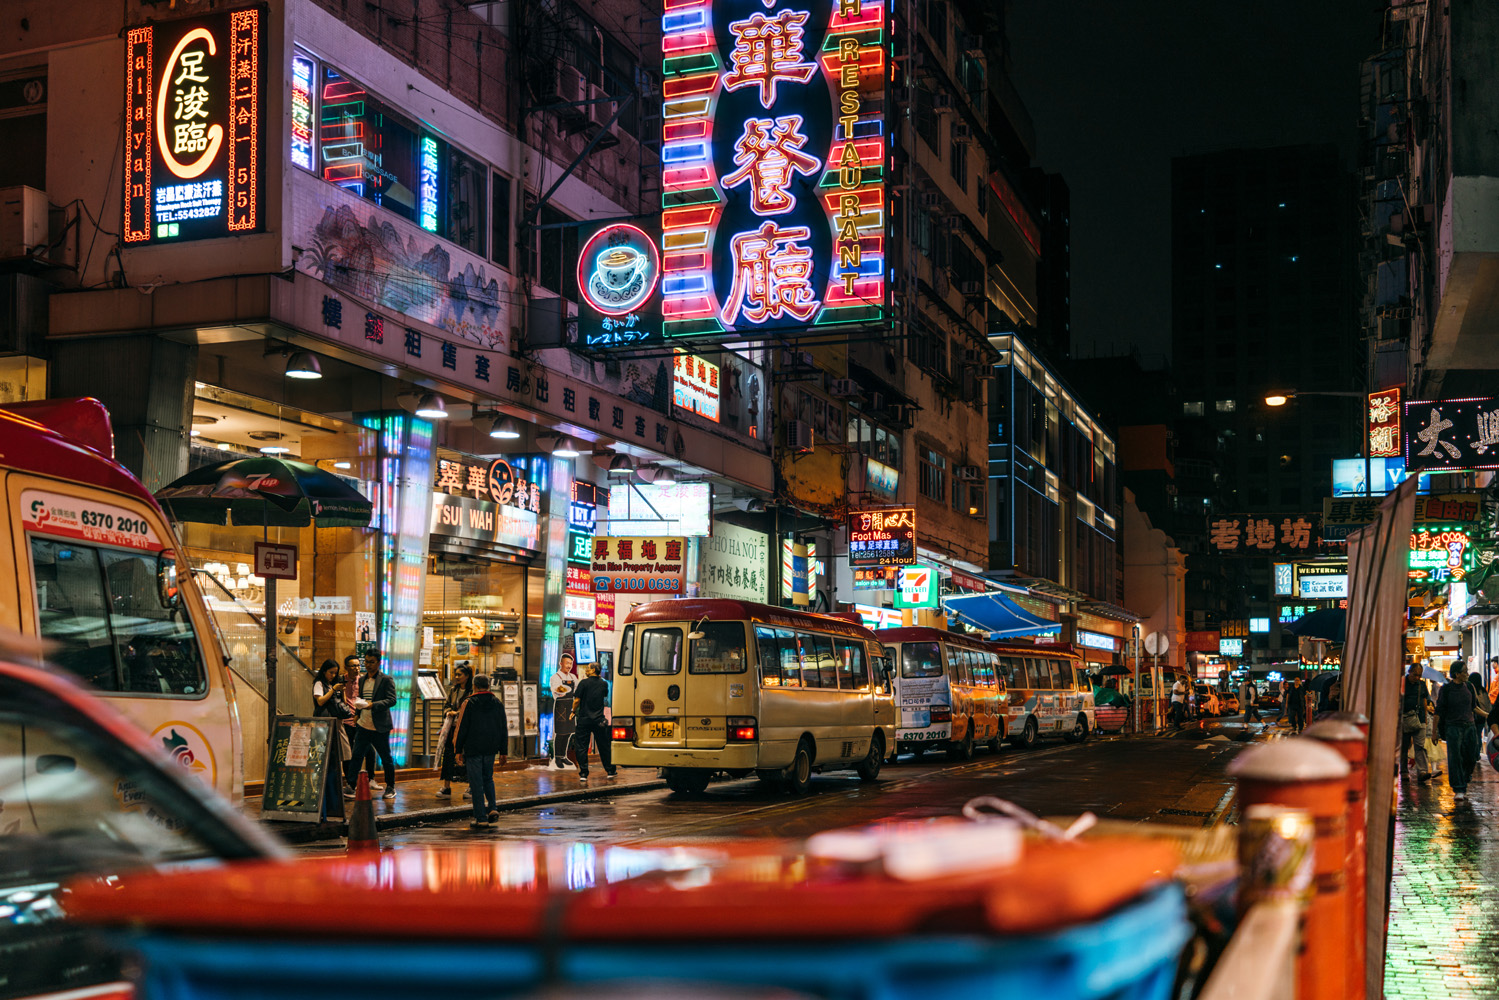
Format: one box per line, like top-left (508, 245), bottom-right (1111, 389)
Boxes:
top-left (346, 771), bottom-right (381, 854)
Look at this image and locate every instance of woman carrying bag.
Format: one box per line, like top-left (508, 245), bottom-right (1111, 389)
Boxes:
top-left (435, 665), bottom-right (474, 799)
top-left (312, 659), bottom-right (356, 799)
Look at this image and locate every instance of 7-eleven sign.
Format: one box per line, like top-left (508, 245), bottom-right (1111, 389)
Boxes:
top-left (894, 563), bottom-right (939, 609)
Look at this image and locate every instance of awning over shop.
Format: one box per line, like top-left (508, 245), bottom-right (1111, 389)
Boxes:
top-left (944, 592), bottom-right (1059, 639)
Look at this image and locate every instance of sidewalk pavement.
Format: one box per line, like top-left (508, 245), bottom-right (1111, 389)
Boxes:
top-left (1384, 740), bottom-right (1499, 998)
top-left (247, 759), bottom-right (665, 843)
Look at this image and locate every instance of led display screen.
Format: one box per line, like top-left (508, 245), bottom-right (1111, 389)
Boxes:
top-left (124, 7), bottom-right (265, 243)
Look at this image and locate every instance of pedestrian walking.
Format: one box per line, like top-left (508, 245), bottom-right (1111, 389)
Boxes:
top-left (435, 664), bottom-right (473, 799)
top-left (570, 663), bottom-right (617, 782)
top-left (550, 652), bottom-right (580, 768)
top-left (1467, 669), bottom-right (1492, 772)
top-left (1276, 677), bottom-right (1290, 725)
top-left (454, 673), bottom-right (508, 829)
top-left (1240, 675), bottom-right (1256, 723)
top-left (350, 651), bottom-right (399, 799)
top-left (1287, 678), bottom-right (1306, 734)
top-left (341, 653), bottom-right (372, 791)
top-left (1167, 675), bottom-right (1187, 729)
top-left (1435, 662), bottom-right (1480, 802)
top-left (1400, 662), bottom-right (1432, 782)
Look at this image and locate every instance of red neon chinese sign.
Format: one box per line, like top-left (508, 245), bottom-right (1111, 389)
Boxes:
top-left (122, 7), bottom-right (265, 244)
top-left (1368, 388), bottom-right (1401, 458)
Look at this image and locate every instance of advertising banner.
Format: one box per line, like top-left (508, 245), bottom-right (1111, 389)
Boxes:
top-left (1207, 513), bottom-right (1322, 557)
top-left (21, 489), bottom-right (163, 552)
top-left (848, 507), bottom-right (917, 566)
top-left (892, 563), bottom-right (939, 609)
top-left (124, 6), bottom-right (266, 243)
top-left (590, 536), bottom-right (688, 594)
top-left (700, 522), bottom-right (770, 601)
top-left (429, 493), bottom-right (541, 551)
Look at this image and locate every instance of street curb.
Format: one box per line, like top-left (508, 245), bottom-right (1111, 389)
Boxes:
top-left (265, 778), bottom-right (668, 844)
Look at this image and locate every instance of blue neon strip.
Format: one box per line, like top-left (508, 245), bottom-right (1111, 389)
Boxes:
top-left (663, 8), bottom-right (707, 31)
top-left (661, 141), bottom-right (709, 163)
top-left (663, 274), bottom-right (708, 295)
top-left (851, 120), bottom-right (884, 139)
top-left (837, 258), bottom-right (883, 277)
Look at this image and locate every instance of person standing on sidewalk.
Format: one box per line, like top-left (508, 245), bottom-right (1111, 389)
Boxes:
top-left (1287, 678), bottom-right (1306, 734)
top-left (1436, 662), bottom-right (1479, 802)
top-left (550, 652), bottom-right (580, 769)
top-left (454, 673), bottom-right (507, 829)
top-left (435, 665), bottom-right (473, 799)
top-left (350, 652), bottom-right (398, 799)
top-left (1240, 675), bottom-right (1256, 724)
top-left (312, 660), bottom-right (355, 799)
top-left (341, 653), bottom-right (372, 792)
top-left (1400, 662), bottom-right (1432, 782)
top-left (1168, 676), bottom-right (1187, 729)
top-left (570, 663), bottom-right (617, 782)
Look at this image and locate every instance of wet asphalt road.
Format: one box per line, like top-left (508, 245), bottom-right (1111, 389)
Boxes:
top-left (300, 727), bottom-right (1251, 853)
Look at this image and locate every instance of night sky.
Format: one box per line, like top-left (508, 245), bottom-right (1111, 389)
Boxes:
top-left (1007, 1), bottom-right (1386, 362)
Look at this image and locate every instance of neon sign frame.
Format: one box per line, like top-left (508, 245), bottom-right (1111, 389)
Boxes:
top-left (659, 0), bottom-right (886, 341)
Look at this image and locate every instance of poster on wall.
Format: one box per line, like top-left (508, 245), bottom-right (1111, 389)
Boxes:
top-left (658, 0), bottom-right (887, 343)
top-left (124, 6), bottom-right (266, 244)
top-left (700, 522), bottom-right (769, 602)
top-left (591, 536), bottom-right (689, 594)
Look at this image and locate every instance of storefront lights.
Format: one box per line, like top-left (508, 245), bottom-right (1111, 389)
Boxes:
top-left (551, 436), bottom-right (581, 459)
top-left (493, 416), bottom-right (521, 439)
top-left (284, 350), bottom-right (323, 380)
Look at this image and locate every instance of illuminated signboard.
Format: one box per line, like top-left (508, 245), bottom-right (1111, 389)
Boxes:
top-left (1299, 574), bottom-right (1348, 600)
top-left (419, 136), bottom-right (440, 232)
top-left (567, 531), bottom-right (594, 566)
top-left (847, 507), bottom-right (916, 567)
top-left (1368, 388), bottom-right (1402, 457)
top-left (290, 52), bottom-right (314, 171)
top-left (658, 0), bottom-right (886, 342)
top-left (1273, 563), bottom-right (1294, 597)
top-left (1250, 618), bottom-right (1270, 634)
top-left (852, 565), bottom-right (897, 590)
top-left (672, 352), bottom-right (721, 421)
top-left (1219, 638), bottom-right (1245, 657)
top-left (1278, 604), bottom-right (1316, 624)
top-left (608, 482), bottom-right (712, 536)
top-left (1404, 395), bottom-right (1499, 472)
top-left (1408, 526), bottom-right (1473, 582)
top-left (1077, 630), bottom-right (1117, 652)
top-left (577, 222), bottom-right (663, 348)
top-left (892, 563), bottom-right (938, 609)
top-left (1330, 457), bottom-right (1430, 496)
top-left (124, 7), bottom-right (265, 243)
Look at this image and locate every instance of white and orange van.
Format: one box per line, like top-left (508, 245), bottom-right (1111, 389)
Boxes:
top-left (0, 398), bottom-right (244, 802)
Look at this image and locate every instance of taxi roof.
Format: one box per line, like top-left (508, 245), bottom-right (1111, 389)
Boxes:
top-left (626, 599), bottom-right (882, 642)
top-left (0, 399), bottom-right (153, 503)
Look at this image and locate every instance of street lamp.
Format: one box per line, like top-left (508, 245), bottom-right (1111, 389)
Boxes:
top-left (1264, 389), bottom-right (1373, 496)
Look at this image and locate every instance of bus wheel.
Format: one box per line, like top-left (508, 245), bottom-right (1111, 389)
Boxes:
top-left (1013, 718), bottom-right (1038, 749)
top-left (947, 726), bottom-right (975, 761)
top-left (856, 734), bottom-right (884, 782)
top-left (664, 768), bottom-right (711, 795)
top-left (987, 735), bottom-right (1001, 753)
top-left (784, 739), bottom-right (814, 795)
top-left (1068, 715), bottom-right (1090, 743)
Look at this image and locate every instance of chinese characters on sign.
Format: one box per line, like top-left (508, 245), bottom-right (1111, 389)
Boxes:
top-left (1321, 494), bottom-right (1480, 542)
top-left (1408, 527), bottom-right (1473, 583)
top-left (433, 457), bottom-right (544, 514)
top-left (672, 352), bottom-right (721, 421)
top-left (659, 0), bottom-right (886, 340)
top-left (847, 507), bottom-right (917, 566)
top-left (1207, 513), bottom-right (1322, 557)
top-left (590, 536), bottom-right (688, 594)
top-left (123, 7), bottom-right (265, 243)
top-left (1404, 395), bottom-right (1499, 472)
top-left (1368, 388), bottom-right (1401, 458)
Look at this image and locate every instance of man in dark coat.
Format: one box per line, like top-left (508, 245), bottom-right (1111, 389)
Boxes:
top-left (455, 673), bottom-right (509, 828)
top-left (350, 652), bottom-right (398, 798)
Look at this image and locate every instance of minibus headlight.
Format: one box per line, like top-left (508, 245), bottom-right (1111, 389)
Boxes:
top-left (611, 717), bottom-right (635, 742)
top-left (727, 716), bottom-right (757, 741)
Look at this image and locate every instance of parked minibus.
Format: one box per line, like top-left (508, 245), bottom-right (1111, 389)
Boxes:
top-left (994, 642), bottom-right (1094, 747)
top-left (610, 599), bottom-right (897, 794)
top-left (0, 398), bottom-right (244, 803)
top-left (875, 627), bottom-right (1007, 760)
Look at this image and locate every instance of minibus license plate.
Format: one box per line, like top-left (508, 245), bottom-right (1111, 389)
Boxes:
top-left (647, 720), bottom-right (678, 739)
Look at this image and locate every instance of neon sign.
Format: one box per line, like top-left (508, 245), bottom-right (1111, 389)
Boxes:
top-left (124, 7), bottom-right (264, 243)
top-left (847, 507), bottom-right (916, 566)
top-left (419, 136), bottom-right (439, 232)
top-left (672, 352), bottom-right (721, 421)
top-left (577, 222), bottom-right (662, 348)
top-left (1408, 526), bottom-right (1472, 582)
top-left (660, 0), bottom-right (886, 340)
top-left (1368, 388), bottom-right (1401, 458)
top-left (290, 53), bottom-right (314, 171)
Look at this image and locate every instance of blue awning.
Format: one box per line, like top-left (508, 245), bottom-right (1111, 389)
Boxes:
top-left (943, 592), bottom-right (1058, 639)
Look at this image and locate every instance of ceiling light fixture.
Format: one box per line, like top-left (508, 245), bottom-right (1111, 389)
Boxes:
top-left (259, 444), bottom-right (292, 455)
top-left (334, 461), bottom-right (352, 470)
top-left (551, 436), bottom-right (581, 459)
top-left (650, 464), bottom-right (678, 486)
top-left (608, 453), bottom-right (634, 474)
top-left (493, 416), bottom-right (521, 440)
top-left (414, 392), bottom-right (449, 420)
top-left (284, 350), bottom-right (323, 380)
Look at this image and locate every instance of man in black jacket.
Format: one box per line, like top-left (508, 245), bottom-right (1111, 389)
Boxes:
top-left (570, 663), bottom-right (616, 781)
top-left (455, 674), bottom-right (508, 827)
top-left (350, 652), bottom-right (399, 798)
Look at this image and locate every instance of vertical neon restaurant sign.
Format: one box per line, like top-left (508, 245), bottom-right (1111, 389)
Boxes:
top-left (660, 0), bottom-right (886, 339)
top-left (124, 6), bottom-right (265, 243)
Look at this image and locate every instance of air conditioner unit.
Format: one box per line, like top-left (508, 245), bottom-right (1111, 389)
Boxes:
top-left (932, 93), bottom-right (954, 113)
top-left (956, 465), bottom-right (981, 481)
top-left (830, 378), bottom-right (859, 397)
top-left (918, 192), bottom-right (941, 209)
top-left (785, 420), bottom-right (813, 453)
top-left (958, 278), bottom-right (983, 297)
top-left (0, 186), bottom-right (48, 258)
top-left (951, 122), bottom-right (972, 141)
top-left (556, 67), bottom-right (587, 106)
top-left (587, 85), bottom-right (616, 129)
top-left (780, 349), bottom-right (813, 368)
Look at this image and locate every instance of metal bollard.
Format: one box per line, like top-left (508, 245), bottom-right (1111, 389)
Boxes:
top-left (1229, 738), bottom-right (1351, 1000)
top-left (1304, 718), bottom-right (1368, 1000)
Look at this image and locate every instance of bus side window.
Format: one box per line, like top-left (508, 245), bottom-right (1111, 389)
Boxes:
top-left (617, 626), bottom-right (635, 676)
top-left (980, 653), bottom-right (996, 689)
top-left (946, 645), bottom-right (967, 685)
top-left (775, 628), bottom-right (804, 688)
top-left (1054, 660), bottom-right (1074, 689)
top-left (836, 638), bottom-right (868, 689)
top-left (999, 656), bottom-right (1021, 687)
top-left (1026, 658), bottom-right (1049, 690)
top-left (804, 632), bottom-right (837, 689)
top-left (754, 626), bottom-right (780, 686)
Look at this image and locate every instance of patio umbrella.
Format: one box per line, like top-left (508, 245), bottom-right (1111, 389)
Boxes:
top-left (155, 457), bottom-right (373, 528)
top-left (155, 457), bottom-right (372, 753)
top-left (1283, 607), bottom-right (1347, 643)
